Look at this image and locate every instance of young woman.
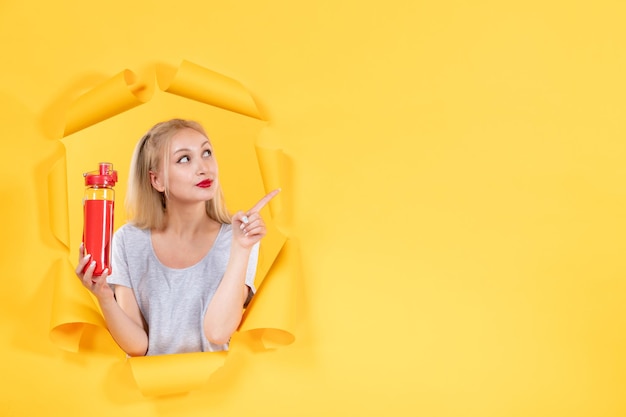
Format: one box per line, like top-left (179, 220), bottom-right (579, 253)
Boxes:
top-left (75, 119), bottom-right (279, 356)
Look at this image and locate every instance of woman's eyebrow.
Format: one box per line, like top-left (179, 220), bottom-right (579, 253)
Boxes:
top-left (173, 147), bottom-right (191, 154)
top-left (172, 141), bottom-right (211, 154)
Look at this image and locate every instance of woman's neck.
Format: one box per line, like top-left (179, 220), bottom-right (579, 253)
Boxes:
top-left (161, 202), bottom-right (219, 238)
top-left (151, 202), bottom-right (223, 269)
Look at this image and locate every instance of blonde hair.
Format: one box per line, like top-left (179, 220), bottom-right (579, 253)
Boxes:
top-left (125, 119), bottom-right (231, 230)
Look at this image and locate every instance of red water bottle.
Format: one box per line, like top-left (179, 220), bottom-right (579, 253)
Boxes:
top-left (83, 162), bottom-right (118, 276)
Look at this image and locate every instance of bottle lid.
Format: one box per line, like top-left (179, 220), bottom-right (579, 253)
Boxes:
top-left (84, 162), bottom-right (118, 187)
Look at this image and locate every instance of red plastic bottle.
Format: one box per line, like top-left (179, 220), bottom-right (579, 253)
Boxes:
top-left (82, 162), bottom-right (118, 276)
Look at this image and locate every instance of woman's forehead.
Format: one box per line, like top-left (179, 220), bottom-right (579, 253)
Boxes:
top-left (169, 128), bottom-right (211, 149)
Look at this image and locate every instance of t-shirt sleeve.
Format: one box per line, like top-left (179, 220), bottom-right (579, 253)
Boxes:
top-left (244, 242), bottom-right (260, 306)
top-left (106, 226), bottom-right (132, 288)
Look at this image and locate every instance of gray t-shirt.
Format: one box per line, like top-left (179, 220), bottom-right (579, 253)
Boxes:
top-left (107, 223), bottom-right (258, 356)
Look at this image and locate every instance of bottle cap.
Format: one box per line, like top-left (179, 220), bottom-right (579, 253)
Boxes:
top-left (84, 162), bottom-right (118, 187)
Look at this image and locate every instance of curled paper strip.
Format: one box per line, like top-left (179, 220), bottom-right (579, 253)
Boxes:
top-left (64, 69), bottom-right (149, 136)
top-left (240, 238), bottom-right (298, 349)
top-left (48, 60), bottom-right (298, 397)
top-left (49, 257), bottom-right (106, 352)
top-left (243, 146), bottom-right (296, 349)
top-left (254, 146), bottom-right (287, 220)
top-left (48, 155), bottom-right (69, 248)
top-left (157, 61), bottom-right (263, 120)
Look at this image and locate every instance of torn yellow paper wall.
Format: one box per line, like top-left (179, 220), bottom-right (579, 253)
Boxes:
top-left (47, 60), bottom-right (299, 397)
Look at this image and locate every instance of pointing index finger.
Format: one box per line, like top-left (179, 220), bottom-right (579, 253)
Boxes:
top-left (248, 189), bottom-right (280, 214)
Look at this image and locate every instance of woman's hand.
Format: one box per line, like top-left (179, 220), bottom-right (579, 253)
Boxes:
top-left (231, 189), bottom-right (280, 249)
top-left (75, 243), bottom-right (114, 301)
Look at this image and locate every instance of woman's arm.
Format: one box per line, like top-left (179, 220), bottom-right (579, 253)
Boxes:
top-left (203, 243), bottom-right (252, 345)
top-left (101, 284), bottom-right (149, 356)
top-left (76, 245), bottom-right (149, 356)
top-left (203, 190), bottom-right (279, 344)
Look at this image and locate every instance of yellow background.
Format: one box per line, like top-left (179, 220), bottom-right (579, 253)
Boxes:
top-left (1, 1), bottom-right (625, 416)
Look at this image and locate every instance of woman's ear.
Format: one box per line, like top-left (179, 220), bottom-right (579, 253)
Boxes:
top-left (149, 170), bottom-right (165, 192)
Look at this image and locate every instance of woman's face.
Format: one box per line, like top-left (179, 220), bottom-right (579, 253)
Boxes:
top-left (150, 127), bottom-right (219, 204)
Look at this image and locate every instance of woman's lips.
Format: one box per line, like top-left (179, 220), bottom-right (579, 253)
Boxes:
top-left (196, 179), bottom-right (213, 188)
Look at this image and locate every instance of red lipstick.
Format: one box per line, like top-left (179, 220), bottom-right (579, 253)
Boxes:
top-left (196, 179), bottom-right (213, 188)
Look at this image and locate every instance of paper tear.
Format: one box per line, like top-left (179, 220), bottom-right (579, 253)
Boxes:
top-left (240, 239), bottom-right (299, 349)
top-left (48, 154), bottom-right (69, 248)
top-left (64, 69), bottom-right (149, 136)
top-left (255, 146), bottom-right (288, 219)
top-left (49, 257), bottom-right (107, 352)
top-left (49, 59), bottom-right (297, 397)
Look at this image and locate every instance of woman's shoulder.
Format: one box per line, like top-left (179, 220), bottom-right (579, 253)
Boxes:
top-left (113, 223), bottom-right (153, 259)
top-left (115, 222), bottom-right (150, 242)
top-left (213, 223), bottom-right (231, 243)
top-left (219, 222), bottom-right (233, 234)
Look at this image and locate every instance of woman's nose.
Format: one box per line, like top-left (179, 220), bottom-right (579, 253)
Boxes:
top-left (197, 157), bottom-right (212, 174)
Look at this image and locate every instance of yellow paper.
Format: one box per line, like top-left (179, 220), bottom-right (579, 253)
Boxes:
top-left (2, 2), bottom-right (626, 415)
top-left (128, 351), bottom-right (228, 397)
top-left (47, 155), bottom-right (69, 248)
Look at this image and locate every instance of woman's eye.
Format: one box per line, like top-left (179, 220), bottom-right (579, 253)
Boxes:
top-left (203, 149), bottom-right (212, 157)
top-left (177, 156), bottom-right (190, 163)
